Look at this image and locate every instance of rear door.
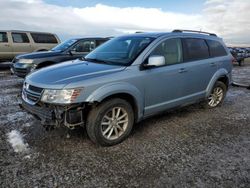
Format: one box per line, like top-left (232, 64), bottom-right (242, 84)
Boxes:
top-left (180, 38), bottom-right (217, 98)
top-left (11, 32), bottom-right (33, 56)
top-left (0, 32), bottom-right (13, 60)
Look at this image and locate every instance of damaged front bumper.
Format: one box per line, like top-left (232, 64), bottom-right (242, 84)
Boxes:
top-left (20, 99), bottom-right (87, 129)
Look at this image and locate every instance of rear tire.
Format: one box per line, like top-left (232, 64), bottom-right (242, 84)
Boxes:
top-left (86, 98), bottom-right (134, 146)
top-left (203, 81), bottom-right (227, 109)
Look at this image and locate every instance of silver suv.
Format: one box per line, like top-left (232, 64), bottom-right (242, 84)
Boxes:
top-left (20, 30), bottom-right (233, 146)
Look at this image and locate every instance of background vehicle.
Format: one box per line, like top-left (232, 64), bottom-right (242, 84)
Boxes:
top-left (0, 30), bottom-right (60, 62)
top-left (21, 30), bottom-right (232, 146)
top-left (11, 37), bottom-right (109, 77)
top-left (228, 47), bottom-right (245, 66)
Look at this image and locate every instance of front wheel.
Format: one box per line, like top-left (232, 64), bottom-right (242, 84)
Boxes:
top-left (86, 98), bottom-right (134, 146)
top-left (204, 81), bottom-right (227, 108)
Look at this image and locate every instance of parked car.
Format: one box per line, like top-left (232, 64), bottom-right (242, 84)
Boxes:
top-left (0, 30), bottom-right (60, 62)
top-left (11, 37), bottom-right (109, 78)
top-left (20, 30), bottom-right (233, 146)
top-left (228, 47), bottom-right (245, 66)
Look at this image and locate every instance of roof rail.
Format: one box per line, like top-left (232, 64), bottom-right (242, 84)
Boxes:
top-left (172, 29), bottom-right (217, 37)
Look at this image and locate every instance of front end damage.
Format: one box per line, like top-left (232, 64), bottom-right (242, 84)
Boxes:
top-left (20, 100), bottom-right (89, 130)
top-left (20, 82), bottom-right (90, 130)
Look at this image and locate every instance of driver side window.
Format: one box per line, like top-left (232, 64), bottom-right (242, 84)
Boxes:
top-left (73, 40), bottom-right (95, 53)
top-left (151, 38), bottom-right (183, 65)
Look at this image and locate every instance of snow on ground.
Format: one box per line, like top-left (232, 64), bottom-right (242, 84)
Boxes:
top-left (7, 130), bottom-right (29, 153)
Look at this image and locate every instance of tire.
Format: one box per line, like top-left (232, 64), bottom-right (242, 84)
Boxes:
top-left (203, 81), bottom-right (227, 109)
top-left (86, 98), bottom-right (134, 146)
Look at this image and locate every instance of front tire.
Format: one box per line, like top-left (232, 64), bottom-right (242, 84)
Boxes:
top-left (86, 98), bottom-right (134, 146)
top-left (204, 81), bottom-right (227, 108)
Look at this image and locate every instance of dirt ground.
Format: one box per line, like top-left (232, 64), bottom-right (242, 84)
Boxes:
top-left (0, 60), bottom-right (250, 188)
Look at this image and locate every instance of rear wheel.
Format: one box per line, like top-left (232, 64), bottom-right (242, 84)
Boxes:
top-left (86, 98), bottom-right (134, 146)
top-left (204, 81), bottom-right (227, 108)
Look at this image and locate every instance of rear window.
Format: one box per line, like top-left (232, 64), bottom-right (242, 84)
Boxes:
top-left (0, 32), bottom-right (8, 42)
top-left (207, 40), bottom-right (227, 57)
top-left (12, 33), bottom-right (29, 43)
top-left (183, 38), bottom-right (209, 61)
top-left (31, 33), bottom-right (58, 44)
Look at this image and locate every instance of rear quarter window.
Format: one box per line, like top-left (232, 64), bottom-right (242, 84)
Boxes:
top-left (0, 32), bottom-right (8, 42)
top-left (207, 40), bottom-right (227, 57)
top-left (31, 33), bottom-right (58, 44)
top-left (183, 38), bottom-right (209, 61)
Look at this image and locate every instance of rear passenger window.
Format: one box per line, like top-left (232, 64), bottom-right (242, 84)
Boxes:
top-left (12, 33), bottom-right (29, 43)
top-left (183, 38), bottom-right (209, 61)
top-left (207, 40), bottom-right (227, 57)
top-left (151, 38), bottom-right (183, 65)
top-left (0, 32), bottom-right (8, 42)
top-left (31, 33), bottom-right (58, 44)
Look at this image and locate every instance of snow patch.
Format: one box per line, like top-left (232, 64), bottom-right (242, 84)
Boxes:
top-left (7, 130), bottom-right (29, 153)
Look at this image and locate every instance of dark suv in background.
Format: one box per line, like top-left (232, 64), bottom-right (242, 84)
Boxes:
top-left (11, 37), bottom-right (109, 77)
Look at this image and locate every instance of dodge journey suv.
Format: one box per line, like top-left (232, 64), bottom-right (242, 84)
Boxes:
top-left (20, 30), bottom-right (233, 146)
top-left (11, 37), bottom-right (109, 77)
top-left (0, 30), bottom-right (60, 62)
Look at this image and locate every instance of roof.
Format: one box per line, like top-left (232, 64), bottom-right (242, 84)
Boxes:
top-left (120, 30), bottom-right (219, 40)
top-left (0, 30), bottom-right (56, 35)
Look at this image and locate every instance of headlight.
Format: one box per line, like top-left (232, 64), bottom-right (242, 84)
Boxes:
top-left (41, 88), bottom-right (82, 104)
top-left (19, 59), bottom-right (34, 64)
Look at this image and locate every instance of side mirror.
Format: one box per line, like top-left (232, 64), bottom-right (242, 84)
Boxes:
top-left (143, 55), bottom-right (165, 68)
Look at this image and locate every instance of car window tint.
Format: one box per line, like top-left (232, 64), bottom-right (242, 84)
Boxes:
top-left (207, 40), bottom-right (227, 57)
top-left (183, 38), bottom-right (209, 61)
top-left (0, 32), bottom-right (8, 42)
top-left (12, 33), bottom-right (29, 43)
top-left (73, 40), bottom-right (95, 52)
top-left (31, 33), bottom-right (58, 43)
top-left (151, 38), bottom-right (183, 65)
top-left (96, 40), bottom-right (107, 47)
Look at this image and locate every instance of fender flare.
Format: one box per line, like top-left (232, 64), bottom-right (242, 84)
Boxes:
top-left (206, 68), bottom-right (230, 97)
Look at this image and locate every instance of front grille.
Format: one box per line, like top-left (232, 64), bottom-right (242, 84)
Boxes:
top-left (23, 82), bottom-right (43, 104)
top-left (28, 85), bottom-right (43, 93)
top-left (25, 90), bottom-right (40, 103)
top-left (14, 68), bottom-right (27, 73)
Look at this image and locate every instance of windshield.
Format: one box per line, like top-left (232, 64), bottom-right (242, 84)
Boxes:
top-left (85, 36), bottom-right (154, 66)
top-left (51, 39), bottom-right (77, 51)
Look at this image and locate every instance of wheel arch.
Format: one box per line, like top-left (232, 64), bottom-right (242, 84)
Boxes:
top-left (86, 83), bottom-right (144, 122)
top-left (206, 68), bottom-right (230, 97)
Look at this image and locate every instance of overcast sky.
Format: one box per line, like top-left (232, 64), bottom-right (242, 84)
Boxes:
top-left (0, 0), bottom-right (249, 46)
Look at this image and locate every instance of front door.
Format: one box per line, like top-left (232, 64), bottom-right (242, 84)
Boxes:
top-left (142, 38), bottom-right (187, 116)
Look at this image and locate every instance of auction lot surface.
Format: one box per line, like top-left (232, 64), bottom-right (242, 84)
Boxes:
top-left (1, 60), bottom-right (250, 187)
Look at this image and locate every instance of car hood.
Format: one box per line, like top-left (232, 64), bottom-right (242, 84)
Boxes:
top-left (16, 50), bottom-right (62, 59)
top-left (25, 60), bottom-right (126, 89)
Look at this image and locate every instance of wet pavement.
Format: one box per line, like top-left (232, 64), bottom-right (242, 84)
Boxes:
top-left (0, 60), bottom-right (250, 187)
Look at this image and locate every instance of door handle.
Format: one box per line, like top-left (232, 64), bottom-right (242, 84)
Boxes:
top-left (178, 68), bottom-right (188, 73)
top-left (4, 44), bottom-right (10, 47)
top-left (210, 62), bottom-right (216, 67)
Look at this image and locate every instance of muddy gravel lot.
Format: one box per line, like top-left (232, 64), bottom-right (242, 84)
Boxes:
top-left (0, 60), bottom-right (250, 188)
